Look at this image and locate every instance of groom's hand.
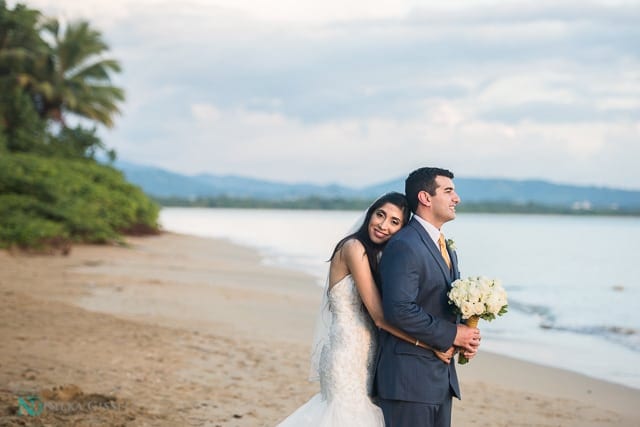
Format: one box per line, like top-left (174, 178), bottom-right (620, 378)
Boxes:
top-left (454, 324), bottom-right (481, 353)
top-left (461, 348), bottom-right (478, 361)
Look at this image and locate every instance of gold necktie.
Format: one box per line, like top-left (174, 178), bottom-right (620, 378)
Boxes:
top-left (438, 233), bottom-right (452, 270)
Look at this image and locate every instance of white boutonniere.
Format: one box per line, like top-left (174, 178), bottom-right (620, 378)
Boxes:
top-left (446, 239), bottom-right (456, 251)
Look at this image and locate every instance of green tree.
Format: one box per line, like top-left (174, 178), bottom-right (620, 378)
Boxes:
top-left (0, 1), bottom-right (48, 151)
top-left (0, 2), bottom-right (159, 251)
top-left (33, 18), bottom-right (125, 128)
top-left (1, 2), bottom-right (124, 158)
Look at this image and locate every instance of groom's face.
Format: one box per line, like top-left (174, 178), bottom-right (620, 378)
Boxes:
top-left (429, 176), bottom-right (460, 226)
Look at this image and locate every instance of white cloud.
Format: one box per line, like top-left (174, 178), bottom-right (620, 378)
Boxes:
top-left (477, 72), bottom-right (577, 107)
top-left (14, 0), bottom-right (640, 189)
top-left (110, 99), bottom-right (639, 189)
top-left (21, 0), bottom-right (426, 26)
top-left (191, 104), bottom-right (222, 122)
top-left (427, 102), bottom-right (468, 128)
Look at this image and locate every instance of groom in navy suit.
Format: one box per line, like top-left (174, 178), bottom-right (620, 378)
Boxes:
top-left (375, 167), bottom-right (481, 427)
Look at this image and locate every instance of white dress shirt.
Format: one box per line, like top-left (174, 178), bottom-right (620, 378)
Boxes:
top-left (412, 214), bottom-right (442, 247)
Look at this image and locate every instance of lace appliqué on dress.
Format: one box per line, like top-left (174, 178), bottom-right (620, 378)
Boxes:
top-left (276, 275), bottom-right (384, 426)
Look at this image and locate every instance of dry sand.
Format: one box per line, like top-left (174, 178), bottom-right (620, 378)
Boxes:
top-left (1, 232), bottom-right (638, 426)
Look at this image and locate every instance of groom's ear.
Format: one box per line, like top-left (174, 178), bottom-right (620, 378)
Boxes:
top-left (418, 190), bottom-right (431, 207)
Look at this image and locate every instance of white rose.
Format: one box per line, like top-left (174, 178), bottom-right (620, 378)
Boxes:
top-left (473, 301), bottom-right (486, 316)
top-left (448, 288), bottom-right (463, 306)
top-left (486, 294), bottom-right (503, 314)
top-left (461, 301), bottom-right (474, 319)
top-left (469, 286), bottom-right (482, 302)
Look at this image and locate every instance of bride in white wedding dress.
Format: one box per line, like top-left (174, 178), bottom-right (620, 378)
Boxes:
top-left (276, 193), bottom-right (453, 427)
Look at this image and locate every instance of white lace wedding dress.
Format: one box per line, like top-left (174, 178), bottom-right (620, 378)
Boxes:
top-left (276, 275), bottom-right (384, 426)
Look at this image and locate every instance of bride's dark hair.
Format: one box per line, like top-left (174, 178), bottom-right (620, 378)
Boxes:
top-left (329, 192), bottom-right (410, 283)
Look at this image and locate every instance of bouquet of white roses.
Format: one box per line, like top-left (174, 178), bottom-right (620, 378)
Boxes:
top-left (448, 276), bottom-right (508, 364)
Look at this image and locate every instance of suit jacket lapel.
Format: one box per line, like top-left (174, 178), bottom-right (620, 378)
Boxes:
top-left (408, 219), bottom-right (452, 282)
top-left (449, 246), bottom-right (460, 281)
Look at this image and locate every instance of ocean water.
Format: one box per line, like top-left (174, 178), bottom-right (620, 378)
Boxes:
top-left (159, 207), bottom-right (640, 389)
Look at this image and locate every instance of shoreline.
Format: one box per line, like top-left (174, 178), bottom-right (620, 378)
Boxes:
top-left (159, 207), bottom-right (640, 392)
top-left (1, 232), bottom-right (639, 426)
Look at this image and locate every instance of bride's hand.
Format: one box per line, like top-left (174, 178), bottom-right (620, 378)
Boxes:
top-left (434, 347), bottom-right (455, 364)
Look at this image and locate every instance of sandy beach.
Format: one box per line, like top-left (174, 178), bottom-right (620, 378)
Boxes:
top-left (1, 232), bottom-right (639, 426)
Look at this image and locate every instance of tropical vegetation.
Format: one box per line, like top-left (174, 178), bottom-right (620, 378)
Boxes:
top-left (0, 1), bottom-right (159, 251)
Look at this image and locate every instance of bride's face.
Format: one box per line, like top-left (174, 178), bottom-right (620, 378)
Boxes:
top-left (368, 202), bottom-right (404, 244)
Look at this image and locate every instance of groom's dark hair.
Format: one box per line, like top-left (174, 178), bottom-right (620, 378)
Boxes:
top-left (405, 167), bottom-right (454, 213)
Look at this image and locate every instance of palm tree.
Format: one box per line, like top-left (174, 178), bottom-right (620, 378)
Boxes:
top-left (0, 1), bottom-right (49, 150)
top-left (33, 18), bottom-right (125, 128)
top-left (1, 4), bottom-right (125, 155)
top-left (0, 1), bottom-right (45, 77)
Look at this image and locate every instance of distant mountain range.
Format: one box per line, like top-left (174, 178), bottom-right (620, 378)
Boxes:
top-left (114, 160), bottom-right (640, 210)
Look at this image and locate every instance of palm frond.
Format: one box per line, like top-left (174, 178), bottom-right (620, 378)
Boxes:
top-left (68, 59), bottom-right (122, 82)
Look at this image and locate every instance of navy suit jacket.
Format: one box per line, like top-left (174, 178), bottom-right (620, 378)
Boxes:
top-left (374, 217), bottom-right (461, 404)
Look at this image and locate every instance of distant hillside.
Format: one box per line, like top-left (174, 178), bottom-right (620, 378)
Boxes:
top-left (115, 161), bottom-right (640, 210)
top-left (115, 160), bottom-right (357, 200)
top-left (365, 177), bottom-right (640, 210)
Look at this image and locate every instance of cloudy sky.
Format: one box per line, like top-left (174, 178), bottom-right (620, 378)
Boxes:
top-left (18, 0), bottom-right (640, 189)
